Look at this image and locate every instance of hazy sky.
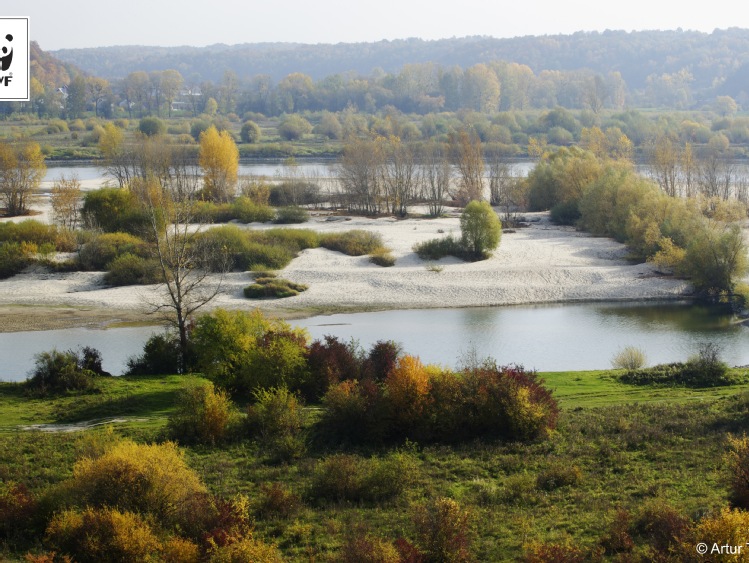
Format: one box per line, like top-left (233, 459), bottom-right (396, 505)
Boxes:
top-left (5, 0), bottom-right (745, 50)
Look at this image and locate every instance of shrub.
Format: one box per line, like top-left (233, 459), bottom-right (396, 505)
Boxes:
top-left (26, 349), bottom-right (98, 394)
top-left (320, 230), bottom-right (385, 256)
top-left (0, 481), bottom-right (38, 544)
top-left (247, 387), bottom-right (307, 461)
top-left (630, 499), bottom-right (692, 554)
top-left (240, 120), bottom-right (261, 143)
top-left (693, 508), bottom-right (749, 560)
top-left (66, 440), bottom-right (209, 531)
top-left (363, 340), bottom-right (402, 382)
top-left (319, 379), bottom-right (386, 444)
top-left (167, 382), bottom-right (238, 446)
top-left (523, 540), bottom-right (591, 563)
top-left (369, 248), bottom-right (396, 267)
top-left (0, 220), bottom-right (58, 246)
top-left (79, 231), bottom-right (150, 271)
top-left (305, 336), bottom-right (365, 401)
top-left (536, 462), bottom-right (582, 491)
top-left (309, 452), bottom-right (415, 503)
top-left (384, 355), bottom-right (431, 437)
top-left (274, 206), bottom-right (309, 224)
top-left (413, 235), bottom-right (464, 261)
top-left (138, 116), bottom-right (165, 136)
top-left (104, 253), bottom-right (163, 286)
top-left (230, 196), bottom-right (275, 223)
top-left (611, 346), bottom-right (647, 370)
top-left (244, 277), bottom-right (308, 298)
top-left (191, 309), bottom-right (309, 395)
top-left (278, 115), bottom-right (312, 141)
top-left (81, 188), bottom-right (150, 235)
top-left (335, 530), bottom-right (401, 563)
top-left (207, 537), bottom-right (284, 563)
top-left (126, 331), bottom-right (181, 375)
top-left (45, 507), bottom-right (161, 563)
top-left (255, 482), bottom-right (301, 520)
top-left (411, 497), bottom-right (473, 563)
top-left (0, 242), bottom-right (31, 278)
top-left (726, 433), bottom-right (749, 509)
top-left (620, 344), bottom-right (733, 387)
top-left (460, 200), bottom-right (502, 259)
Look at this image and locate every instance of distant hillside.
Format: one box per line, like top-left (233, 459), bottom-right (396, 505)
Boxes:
top-left (53, 29), bottom-right (749, 98)
top-left (31, 41), bottom-right (83, 89)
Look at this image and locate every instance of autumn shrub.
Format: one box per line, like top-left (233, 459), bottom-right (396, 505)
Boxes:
top-left (411, 497), bottom-right (474, 563)
top-left (0, 481), bottom-right (39, 545)
top-left (78, 231), bottom-right (150, 271)
top-left (320, 230), bottom-right (385, 255)
top-left (319, 379), bottom-right (387, 444)
top-left (125, 330), bottom-right (181, 375)
top-left (246, 387), bottom-right (307, 462)
top-left (191, 309), bottom-right (309, 395)
top-left (64, 440), bottom-right (209, 532)
top-left (599, 509), bottom-right (634, 555)
top-left (384, 355), bottom-right (432, 438)
top-left (255, 482), bottom-right (302, 520)
top-left (201, 494), bottom-right (254, 551)
top-left (726, 433), bottom-right (749, 509)
top-left (630, 499), bottom-right (692, 554)
top-left (26, 349), bottom-right (99, 394)
top-left (442, 363), bottom-right (559, 442)
top-left (45, 507), bottom-right (162, 563)
top-left (309, 451), bottom-right (415, 504)
top-left (460, 200), bottom-right (502, 259)
top-left (162, 536), bottom-right (201, 563)
top-left (167, 381), bottom-right (239, 446)
top-left (305, 335), bottom-right (364, 401)
top-left (693, 508), bottom-right (749, 561)
top-left (335, 529), bottom-right (401, 563)
top-left (523, 539), bottom-right (593, 563)
top-left (535, 462), bottom-right (582, 491)
top-left (207, 536), bottom-right (284, 563)
top-left (363, 340), bottom-right (402, 382)
top-left (104, 253), bottom-right (163, 286)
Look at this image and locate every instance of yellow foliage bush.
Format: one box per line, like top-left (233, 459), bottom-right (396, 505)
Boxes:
top-left (726, 434), bottom-right (749, 508)
top-left (167, 381), bottom-right (237, 445)
top-left (67, 439), bottom-right (209, 530)
top-left (207, 537), bottom-right (284, 563)
top-left (385, 355), bottom-right (431, 429)
top-left (45, 507), bottom-right (161, 563)
top-left (694, 507), bottom-right (749, 562)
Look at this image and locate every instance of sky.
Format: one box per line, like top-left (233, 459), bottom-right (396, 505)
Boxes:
top-left (4, 0), bottom-right (746, 50)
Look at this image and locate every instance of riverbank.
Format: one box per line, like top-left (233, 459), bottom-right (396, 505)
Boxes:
top-left (0, 211), bottom-right (692, 332)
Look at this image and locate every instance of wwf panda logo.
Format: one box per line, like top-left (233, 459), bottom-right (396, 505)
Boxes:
top-left (0, 34), bottom-right (13, 72)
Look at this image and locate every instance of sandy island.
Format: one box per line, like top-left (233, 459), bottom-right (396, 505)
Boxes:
top-left (0, 209), bottom-right (692, 332)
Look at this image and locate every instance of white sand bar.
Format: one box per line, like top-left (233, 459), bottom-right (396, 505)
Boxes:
top-left (0, 211), bottom-right (691, 320)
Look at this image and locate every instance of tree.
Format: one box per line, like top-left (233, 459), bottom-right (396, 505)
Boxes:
top-left (86, 77), bottom-right (111, 118)
top-left (160, 69), bottom-right (184, 117)
top-left (139, 146), bottom-right (230, 371)
top-left (65, 75), bottom-right (87, 119)
top-left (138, 117), bottom-right (165, 137)
top-left (337, 138), bottom-right (385, 215)
top-left (451, 128), bottom-right (484, 204)
top-left (199, 126), bottom-right (239, 202)
top-left (460, 200), bottom-right (501, 259)
top-left (50, 174), bottom-right (82, 230)
top-left (685, 221), bottom-right (747, 295)
top-left (381, 136), bottom-right (418, 216)
top-left (0, 142), bottom-right (46, 216)
top-left (648, 133), bottom-right (680, 197)
top-left (420, 142), bottom-right (451, 217)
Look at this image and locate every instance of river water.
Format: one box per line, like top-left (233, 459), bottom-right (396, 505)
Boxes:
top-left (1, 301), bottom-right (747, 382)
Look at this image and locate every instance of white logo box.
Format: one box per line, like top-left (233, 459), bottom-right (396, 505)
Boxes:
top-left (0, 17), bottom-right (29, 101)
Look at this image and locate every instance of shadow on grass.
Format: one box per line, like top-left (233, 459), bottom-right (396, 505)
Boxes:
top-left (53, 388), bottom-right (179, 423)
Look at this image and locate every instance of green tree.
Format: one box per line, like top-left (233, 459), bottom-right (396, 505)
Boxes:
top-left (65, 75), bottom-right (87, 119)
top-left (138, 116), bottom-right (165, 137)
top-left (685, 222), bottom-right (747, 295)
top-left (460, 200), bottom-right (501, 259)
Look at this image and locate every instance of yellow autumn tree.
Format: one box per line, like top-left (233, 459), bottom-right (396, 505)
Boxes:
top-left (199, 126), bottom-right (239, 202)
top-left (0, 142), bottom-right (46, 216)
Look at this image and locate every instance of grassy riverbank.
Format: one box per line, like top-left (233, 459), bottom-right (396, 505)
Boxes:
top-left (2, 368), bottom-right (749, 560)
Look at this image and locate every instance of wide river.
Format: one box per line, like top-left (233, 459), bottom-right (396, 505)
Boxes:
top-left (1, 301), bottom-right (747, 382)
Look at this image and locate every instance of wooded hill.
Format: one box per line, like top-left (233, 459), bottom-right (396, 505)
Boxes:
top-left (52, 29), bottom-right (749, 103)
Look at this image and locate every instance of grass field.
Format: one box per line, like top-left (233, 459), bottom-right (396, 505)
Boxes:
top-left (2, 369), bottom-right (749, 560)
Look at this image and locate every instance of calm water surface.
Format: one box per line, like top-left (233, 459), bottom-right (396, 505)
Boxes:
top-left (1, 301), bottom-right (747, 382)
